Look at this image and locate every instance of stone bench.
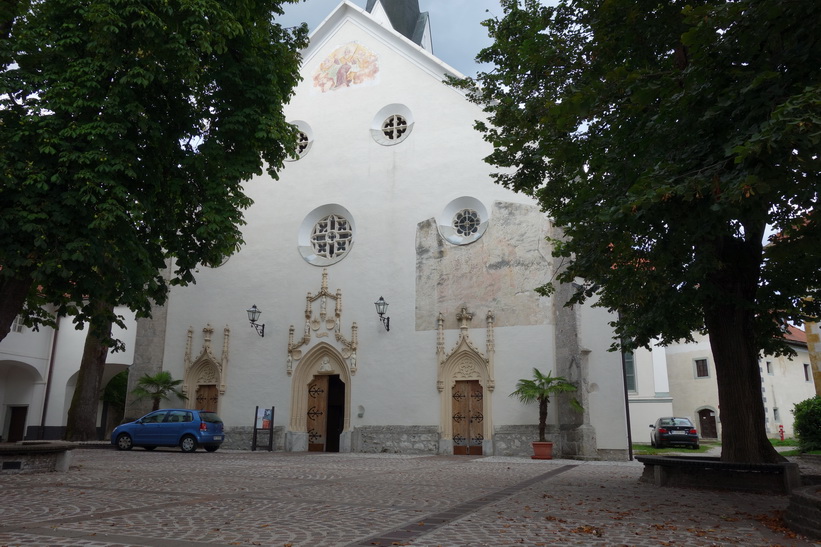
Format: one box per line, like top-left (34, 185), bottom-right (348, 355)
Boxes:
top-left (0, 441), bottom-right (76, 474)
top-left (636, 455), bottom-right (801, 494)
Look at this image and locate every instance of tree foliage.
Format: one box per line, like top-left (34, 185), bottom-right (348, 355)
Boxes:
top-left (793, 396), bottom-right (821, 453)
top-left (0, 0), bottom-right (308, 341)
top-left (459, 0), bottom-right (820, 463)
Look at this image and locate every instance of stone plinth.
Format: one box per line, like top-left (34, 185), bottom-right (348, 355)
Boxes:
top-left (0, 441), bottom-right (76, 474)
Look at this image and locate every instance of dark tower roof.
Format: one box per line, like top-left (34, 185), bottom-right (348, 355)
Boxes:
top-left (366, 0), bottom-right (430, 48)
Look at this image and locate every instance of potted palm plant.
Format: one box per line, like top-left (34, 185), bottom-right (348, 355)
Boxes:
top-left (510, 368), bottom-right (582, 459)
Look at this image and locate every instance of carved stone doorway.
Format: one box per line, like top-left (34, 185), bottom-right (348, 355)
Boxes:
top-left (452, 380), bottom-right (483, 455)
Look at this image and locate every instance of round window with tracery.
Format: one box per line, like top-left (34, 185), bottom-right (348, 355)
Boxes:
top-left (311, 214), bottom-right (352, 260)
top-left (382, 114), bottom-right (408, 141)
top-left (453, 209), bottom-right (480, 236)
top-left (296, 131), bottom-right (310, 157)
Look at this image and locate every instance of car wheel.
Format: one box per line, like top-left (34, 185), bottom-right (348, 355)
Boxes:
top-left (143, 446), bottom-right (156, 451)
top-left (650, 437), bottom-right (656, 448)
top-left (116, 433), bottom-right (133, 451)
top-left (692, 444), bottom-right (700, 450)
top-left (180, 435), bottom-right (198, 453)
top-left (205, 445), bottom-right (219, 453)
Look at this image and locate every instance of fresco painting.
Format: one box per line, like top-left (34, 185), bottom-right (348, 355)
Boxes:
top-left (313, 42), bottom-right (379, 92)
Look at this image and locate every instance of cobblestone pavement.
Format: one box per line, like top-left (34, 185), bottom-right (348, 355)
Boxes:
top-left (0, 448), bottom-right (818, 547)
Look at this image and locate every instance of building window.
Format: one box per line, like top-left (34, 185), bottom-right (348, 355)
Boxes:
top-left (623, 351), bottom-right (636, 393)
top-left (766, 361), bottom-right (773, 375)
top-left (285, 120), bottom-right (313, 161)
top-left (296, 131), bottom-right (310, 157)
top-left (453, 209), bottom-right (480, 237)
top-left (773, 407), bottom-right (780, 423)
top-left (805, 363), bottom-right (811, 382)
top-left (381, 114), bottom-right (408, 141)
top-left (437, 197), bottom-right (489, 245)
top-left (695, 358), bottom-right (709, 378)
top-left (310, 214), bottom-right (352, 260)
top-left (371, 104), bottom-right (414, 146)
top-left (11, 315), bottom-right (25, 333)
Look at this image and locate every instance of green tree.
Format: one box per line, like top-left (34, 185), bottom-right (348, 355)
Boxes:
top-left (793, 396), bottom-right (821, 453)
top-left (458, 0), bottom-right (820, 463)
top-left (0, 0), bottom-right (308, 342)
top-left (131, 371), bottom-right (187, 412)
top-left (510, 368), bottom-right (581, 443)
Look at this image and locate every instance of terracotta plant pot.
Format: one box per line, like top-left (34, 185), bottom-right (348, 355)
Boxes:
top-left (531, 441), bottom-right (554, 460)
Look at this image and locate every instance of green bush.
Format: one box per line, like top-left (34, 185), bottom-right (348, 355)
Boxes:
top-left (793, 396), bottom-right (821, 452)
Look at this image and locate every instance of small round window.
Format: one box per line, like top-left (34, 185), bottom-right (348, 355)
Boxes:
top-left (371, 104), bottom-right (413, 146)
top-left (438, 197), bottom-right (489, 245)
top-left (286, 120), bottom-right (313, 161)
top-left (382, 115), bottom-right (409, 141)
top-left (311, 214), bottom-right (352, 260)
top-left (453, 209), bottom-right (480, 236)
top-left (296, 132), bottom-right (310, 157)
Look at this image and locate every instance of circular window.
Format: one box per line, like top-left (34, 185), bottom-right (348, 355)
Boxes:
top-left (310, 214), bottom-right (352, 260)
top-left (382, 114), bottom-right (409, 141)
top-left (371, 104), bottom-right (413, 146)
top-left (438, 197), bottom-right (489, 245)
top-left (286, 120), bottom-right (313, 161)
top-left (298, 204), bottom-right (356, 266)
top-left (453, 209), bottom-right (480, 236)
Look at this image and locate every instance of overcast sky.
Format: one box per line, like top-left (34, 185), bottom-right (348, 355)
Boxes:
top-left (278, 0), bottom-right (507, 77)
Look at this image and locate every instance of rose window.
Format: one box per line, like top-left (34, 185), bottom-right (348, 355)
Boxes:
top-left (311, 214), bottom-right (352, 259)
top-left (453, 209), bottom-right (481, 236)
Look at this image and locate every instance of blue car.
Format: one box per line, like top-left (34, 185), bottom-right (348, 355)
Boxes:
top-left (112, 409), bottom-right (224, 453)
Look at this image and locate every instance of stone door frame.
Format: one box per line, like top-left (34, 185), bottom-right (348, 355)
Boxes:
top-left (287, 342), bottom-right (351, 452)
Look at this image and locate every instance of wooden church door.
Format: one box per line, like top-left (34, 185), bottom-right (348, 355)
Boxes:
top-left (307, 376), bottom-right (328, 452)
top-left (452, 380), bottom-right (484, 455)
top-left (195, 385), bottom-right (218, 412)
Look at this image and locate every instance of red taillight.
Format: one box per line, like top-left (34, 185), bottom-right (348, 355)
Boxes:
top-left (658, 428), bottom-right (669, 434)
top-left (689, 429), bottom-right (697, 434)
top-left (200, 422), bottom-right (207, 431)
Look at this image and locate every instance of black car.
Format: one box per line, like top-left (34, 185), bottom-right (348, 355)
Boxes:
top-left (649, 417), bottom-right (699, 449)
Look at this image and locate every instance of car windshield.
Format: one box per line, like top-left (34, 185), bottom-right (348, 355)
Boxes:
top-left (199, 412), bottom-right (223, 424)
top-left (660, 418), bottom-right (692, 427)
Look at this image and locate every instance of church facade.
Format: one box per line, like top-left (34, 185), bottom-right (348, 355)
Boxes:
top-left (125, 0), bottom-right (629, 459)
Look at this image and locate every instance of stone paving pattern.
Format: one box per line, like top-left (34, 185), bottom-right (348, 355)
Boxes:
top-left (0, 449), bottom-right (817, 546)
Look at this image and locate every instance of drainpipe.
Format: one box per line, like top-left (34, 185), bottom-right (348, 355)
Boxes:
top-left (620, 346), bottom-right (634, 461)
top-left (39, 316), bottom-right (60, 440)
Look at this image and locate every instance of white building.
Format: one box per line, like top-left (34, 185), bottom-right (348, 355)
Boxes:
top-left (627, 326), bottom-right (814, 443)
top-left (122, 0), bottom-right (629, 459)
top-left (0, 310), bottom-right (135, 442)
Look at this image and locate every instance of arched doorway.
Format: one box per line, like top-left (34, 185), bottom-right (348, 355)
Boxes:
top-left (186, 360), bottom-right (221, 413)
top-left (698, 408), bottom-right (718, 439)
top-left (288, 343), bottom-right (351, 452)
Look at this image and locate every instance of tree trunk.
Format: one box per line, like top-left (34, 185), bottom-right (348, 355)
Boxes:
top-left (703, 231), bottom-right (783, 464)
top-left (538, 398), bottom-right (547, 442)
top-left (65, 301), bottom-right (115, 441)
top-left (0, 272), bottom-right (33, 343)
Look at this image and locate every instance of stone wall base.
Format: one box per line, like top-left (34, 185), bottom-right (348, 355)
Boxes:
top-left (351, 426), bottom-right (439, 454)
